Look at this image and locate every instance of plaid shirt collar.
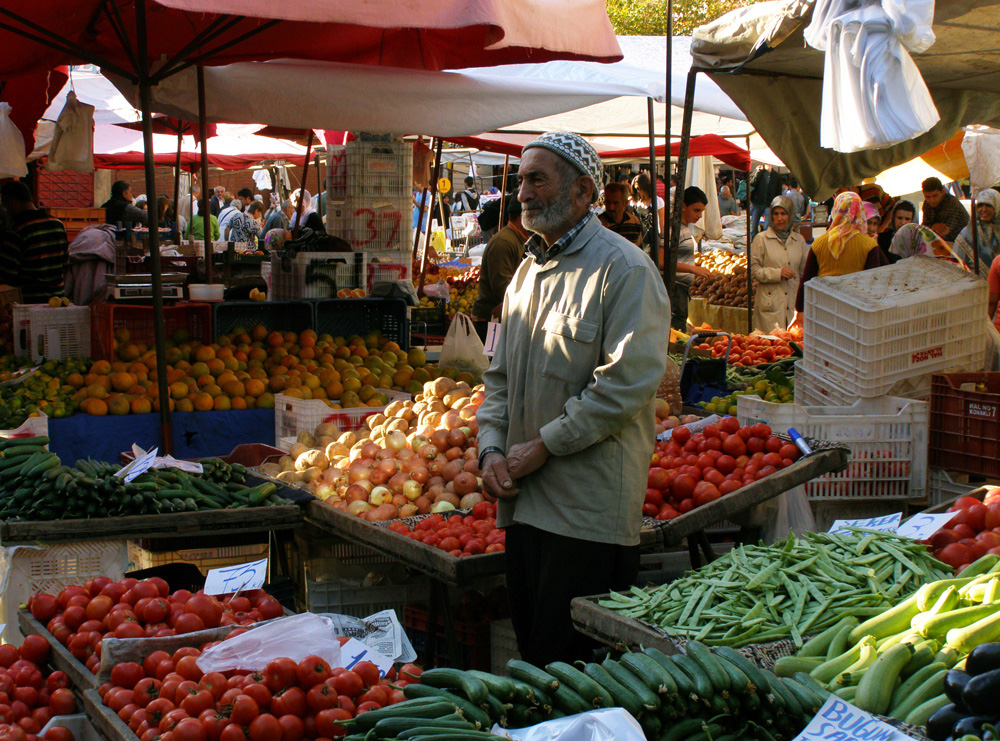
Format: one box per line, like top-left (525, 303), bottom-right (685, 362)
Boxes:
top-left (525, 212), bottom-right (593, 265)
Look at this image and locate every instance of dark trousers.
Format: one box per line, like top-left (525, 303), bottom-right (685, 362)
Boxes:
top-left (505, 523), bottom-right (639, 667)
top-left (670, 282), bottom-right (690, 331)
top-left (473, 319), bottom-right (490, 343)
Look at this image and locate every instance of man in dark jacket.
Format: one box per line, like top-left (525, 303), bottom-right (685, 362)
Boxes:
top-left (102, 180), bottom-right (148, 227)
top-left (0, 181), bottom-right (69, 302)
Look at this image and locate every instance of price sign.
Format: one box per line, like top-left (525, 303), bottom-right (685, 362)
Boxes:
top-left (828, 512), bottom-right (902, 536)
top-left (203, 559), bottom-right (268, 596)
top-left (116, 446), bottom-right (158, 483)
top-left (483, 322), bottom-right (501, 358)
top-left (338, 637), bottom-right (393, 677)
top-left (896, 512), bottom-right (955, 541)
top-left (793, 697), bottom-right (910, 741)
top-left (437, 177), bottom-right (452, 194)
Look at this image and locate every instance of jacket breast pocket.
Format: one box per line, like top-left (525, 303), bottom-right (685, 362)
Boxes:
top-left (540, 313), bottom-right (599, 384)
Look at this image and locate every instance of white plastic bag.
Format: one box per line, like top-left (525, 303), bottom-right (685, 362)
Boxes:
top-left (439, 313), bottom-right (489, 376)
top-left (759, 485), bottom-right (817, 544)
top-left (47, 91), bottom-right (95, 173)
top-left (0, 103), bottom-right (27, 179)
top-left (423, 281), bottom-right (450, 301)
top-left (492, 708), bottom-right (645, 741)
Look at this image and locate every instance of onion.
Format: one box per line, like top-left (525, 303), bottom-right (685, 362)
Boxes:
top-left (398, 503), bottom-right (419, 518)
top-left (447, 428), bottom-right (468, 448)
top-left (459, 492), bottom-right (484, 509)
top-left (369, 467), bottom-right (389, 486)
top-left (348, 461), bottom-right (372, 483)
top-left (377, 458), bottom-right (399, 476)
top-left (361, 442), bottom-right (380, 459)
top-left (346, 500), bottom-right (373, 517)
top-left (430, 429), bottom-right (450, 452)
top-left (345, 484), bottom-right (369, 503)
top-left (386, 430), bottom-right (407, 453)
top-left (388, 471), bottom-right (410, 496)
top-left (445, 446), bottom-right (464, 461)
top-left (368, 486), bottom-right (393, 506)
top-left (365, 503), bottom-right (398, 522)
top-left (442, 460), bottom-right (463, 482)
top-left (414, 495), bottom-right (433, 514)
top-left (431, 500), bottom-right (456, 514)
top-left (453, 471), bottom-right (478, 496)
top-left (402, 479), bottom-right (423, 501)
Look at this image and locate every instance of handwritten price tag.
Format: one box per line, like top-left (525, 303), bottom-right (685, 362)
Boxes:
top-left (896, 512), bottom-right (955, 541)
top-left (483, 322), bottom-right (500, 358)
top-left (338, 637), bottom-right (393, 677)
top-left (828, 512), bottom-right (902, 536)
top-left (203, 559), bottom-right (268, 596)
top-left (793, 697), bottom-right (910, 741)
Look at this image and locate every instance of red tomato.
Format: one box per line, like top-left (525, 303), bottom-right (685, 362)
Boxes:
top-left (242, 683), bottom-right (271, 711)
top-left (986, 502), bottom-right (1000, 531)
top-left (672, 474), bottom-right (696, 500)
top-left (28, 595), bottom-right (58, 624)
top-left (256, 597), bottom-right (283, 621)
top-left (111, 663), bottom-right (144, 691)
top-left (703, 468), bottom-right (725, 488)
top-left (647, 468), bottom-right (670, 491)
top-left (184, 595), bottom-right (223, 629)
top-left (332, 671), bottom-right (364, 699)
top-left (778, 444), bottom-right (800, 462)
top-left (18, 636), bottom-right (48, 666)
top-left (229, 695), bottom-right (259, 726)
top-left (966, 504), bottom-right (989, 533)
top-left (671, 426), bottom-right (691, 445)
top-left (263, 658), bottom-right (297, 693)
top-left (220, 724), bottom-right (248, 741)
top-left (270, 686), bottom-right (306, 717)
top-left (955, 495), bottom-right (984, 510)
top-left (43, 727), bottom-right (75, 741)
top-left (678, 498), bottom-right (695, 514)
top-left (173, 613), bottom-right (206, 635)
top-left (937, 542), bottom-right (973, 570)
top-left (929, 529), bottom-right (960, 550)
top-left (306, 684), bottom-right (338, 713)
top-left (248, 714), bottom-right (281, 741)
top-left (692, 481), bottom-right (721, 507)
top-left (315, 708), bottom-right (352, 738)
top-left (47, 688), bottom-right (75, 716)
top-left (953, 524), bottom-right (977, 540)
top-left (353, 662), bottom-right (381, 688)
top-left (277, 714), bottom-right (305, 741)
top-left (296, 656), bottom-right (333, 689)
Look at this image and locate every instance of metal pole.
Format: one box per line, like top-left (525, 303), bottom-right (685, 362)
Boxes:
top-left (412, 188), bottom-right (429, 262)
top-left (135, 0), bottom-right (173, 454)
top-left (665, 0), bottom-right (672, 254)
top-left (196, 65), bottom-right (213, 283)
top-left (668, 69), bottom-right (698, 294)
top-left (646, 97), bottom-right (660, 270)
top-left (973, 194), bottom-right (980, 277)
top-left (173, 128), bottom-right (182, 240)
top-left (315, 152), bottom-right (323, 222)
top-left (292, 130), bottom-right (315, 240)
top-left (419, 139), bottom-right (444, 295)
top-left (746, 135), bottom-right (753, 335)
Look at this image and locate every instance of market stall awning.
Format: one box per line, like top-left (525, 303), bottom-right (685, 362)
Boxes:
top-left (690, 0), bottom-right (1000, 199)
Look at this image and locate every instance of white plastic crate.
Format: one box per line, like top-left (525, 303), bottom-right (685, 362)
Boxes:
top-left (346, 140), bottom-right (412, 203)
top-left (41, 715), bottom-right (103, 741)
top-left (367, 252), bottom-right (412, 292)
top-left (803, 256), bottom-right (987, 397)
top-left (127, 541), bottom-right (270, 576)
top-left (0, 413), bottom-right (48, 440)
top-left (811, 500), bottom-right (906, 532)
top-left (0, 540), bottom-right (127, 645)
top-left (274, 390), bottom-right (411, 441)
top-left (269, 251), bottom-right (366, 301)
top-left (346, 197), bottom-right (412, 253)
top-left (926, 468), bottom-right (992, 507)
top-left (13, 304), bottom-right (91, 362)
top-left (737, 396), bottom-right (929, 501)
top-left (794, 359), bottom-right (859, 406)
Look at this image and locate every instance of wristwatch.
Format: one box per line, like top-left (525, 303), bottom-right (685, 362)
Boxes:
top-left (478, 446), bottom-right (505, 470)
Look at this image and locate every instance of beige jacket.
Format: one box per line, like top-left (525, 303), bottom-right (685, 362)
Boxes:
top-left (476, 216), bottom-right (670, 546)
top-left (750, 228), bottom-right (808, 333)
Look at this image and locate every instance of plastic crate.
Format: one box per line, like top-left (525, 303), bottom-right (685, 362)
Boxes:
top-left (314, 298), bottom-right (410, 349)
top-left (298, 578), bottom-right (430, 619)
top-left (346, 198), bottom-right (412, 253)
top-left (738, 396), bottom-right (929, 501)
top-left (0, 284), bottom-right (22, 307)
top-left (811, 500), bottom-right (907, 532)
top-left (13, 304), bottom-right (91, 362)
top-left (0, 541), bottom-right (127, 645)
top-left (404, 605), bottom-right (492, 671)
top-left (127, 540), bottom-right (270, 577)
top-left (269, 252), bottom-right (367, 301)
top-left (90, 301), bottom-right (213, 361)
top-left (803, 256), bottom-right (987, 397)
top-left (0, 414), bottom-right (48, 440)
top-left (212, 300), bottom-right (314, 339)
top-left (274, 390), bottom-right (410, 440)
top-left (794, 359), bottom-right (859, 406)
top-left (346, 140), bottom-right (412, 203)
top-left (367, 252), bottom-right (412, 293)
top-left (41, 714), bottom-right (103, 741)
top-left (929, 372), bottom-right (1000, 477)
top-left (490, 618), bottom-right (520, 674)
top-left (928, 468), bottom-right (979, 507)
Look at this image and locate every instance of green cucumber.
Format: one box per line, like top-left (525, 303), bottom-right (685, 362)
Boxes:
top-left (580, 662), bottom-right (642, 719)
top-left (670, 653), bottom-right (715, 699)
top-left (601, 658), bottom-right (659, 712)
top-left (643, 647), bottom-right (699, 700)
top-left (419, 668), bottom-right (489, 706)
top-left (854, 642), bottom-right (914, 715)
top-left (773, 655), bottom-right (823, 678)
top-left (544, 662), bottom-right (608, 708)
top-left (466, 670), bottom-right (516, 704)
top-left (352, 698), bottom-right (457, 730)
top-left (399, 685), bottom-right (490, 729)
top-left (887, 667), bottom-right (947, 722)
top-left (685, 641), bottom-right (731, 695)
top-left (618, 651), bottom-right (678, 697)
top-left (506, 660), bottom-right (559, 693)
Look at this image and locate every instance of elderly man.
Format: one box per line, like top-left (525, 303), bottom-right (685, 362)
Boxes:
top-left (476, 132), bottom-right (670, 665)
top-left (598, 182), bottom-right (643, 246)
top-left (209, 186), bottom-right (225, 216)
top-left (263, 199), bottom-right (294, 233)
top-left (921, 177), bottom-right (969, 242)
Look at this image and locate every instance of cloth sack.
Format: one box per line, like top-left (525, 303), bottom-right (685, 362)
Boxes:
top-left (0, 103), bottom-right (27, 179)
top-left (439, 313), bottom-right (489, 376)
top-left (47, 90), bottom-right (95, 173)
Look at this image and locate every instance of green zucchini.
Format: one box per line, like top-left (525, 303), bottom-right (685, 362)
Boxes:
top-left (506, 660), bottom-right (559, 693)
top-left (544, 661), bottom-right (607, 707)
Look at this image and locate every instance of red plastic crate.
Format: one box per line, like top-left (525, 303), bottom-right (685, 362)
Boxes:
top-left (929, 372), bottom-right (1000, 477)
top-left (403, 605), bottom-right (491, 671)
top-left (90, 301), bottom-right (213, 361)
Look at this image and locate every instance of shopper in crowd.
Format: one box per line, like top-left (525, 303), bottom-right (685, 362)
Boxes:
top-left (954, 189), bottom-right (1000, 280)
top-left (156, 196), bottom-right (181, 243)
top-left (0, 181), bottom-right (69, 302)
top-left (735, 175), bottom-right (748, 208)
top-left (748, 166), bottom-right (772, 240)
top-left (227, 201), bottom-right (264, 247)
top-left (219, 188), bottom-right (252, 235)
top-left (631, 172), bottom-right (664, 261)
top-left (878, 200), bottom-right (915, 262)
top-left (889, 222), bottom-right (960, 263)
top-left (783, 178), bottom-right (809, 220)
top-left (750, 195), bottom-right (809, 332)
top-left (791, 191), bottom-right (881, 327)
top-left (472, 198), bottom-right (529, 340)
top-left (718, 175), bottom-right (733, 200)
top-left (599, 182), bottom-right (643, 247)
top-left (477, 131), bottom-right (669, 666)
top-left (289, 189), bottom-right (324, 234)
top-left (718, 185), bottom-right (741, 217)
top-left (672, 187), bottom-right (713, 330)
top-left (102, 180), bottom-right (148, 227)
top-left (263, 199), bottom-right (294, 234)
top-left (864, 201), bottom-right (881, 239)
top-left (922, 177), bottom-right (969, 242)
top-left (185, 209), bottom-right (220, 242)
top-left (209, 185), bottom-right (225, 216)
top-left (455, 176), bottom-right (481, 212)
top-left (134, 194), bottom-right (148, 213)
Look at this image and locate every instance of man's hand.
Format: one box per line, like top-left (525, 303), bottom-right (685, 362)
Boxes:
top-left (788, 311), bottom-right (804, 331)
top-left (780, 267), bottom-right (797, 280)
top-left (690, 265), bottom-right (711, 278)
top-left (929, 222), bottom-right (950, 238)
top-left (481, 451), bottom-right (520, 499)
top-left (505, 437), bottom-right (550, 480)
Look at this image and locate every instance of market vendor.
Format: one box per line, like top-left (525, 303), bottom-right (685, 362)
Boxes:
top-left (102, 180), bottom-right (148, 227)
top-left (477, 131), bottom-right (670, 666)
top-left (921, 177), bottom-right (969, 242)
top-left (0, 181), bottom-right (69, 302)
top-left (472, 198), bottom-right (529, 341)
top-left (672, 187), bottom-right (712, 331)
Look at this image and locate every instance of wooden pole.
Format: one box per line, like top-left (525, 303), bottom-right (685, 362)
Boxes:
top-left (412, 188), bottom-right (429, 262)
top-left (315, 152), bottom-right (323, 222)
top-left (173, 127), bottom-right (182, 240)
top-left (747, 135), bottom-right (753, 335)
top-left (668, 69), bottom-right (698, 294)
top-left (418, 139), bottom-right (444, 296)
top-left (646, 97), bottom-right (660, 270)
top-left (292, 130), bottom-right (315, 240)
top-left (664, 0), bottom-right (672, 256)
top-left (135, 0), bottom-right (173, 454)
top-left (196, 65), bottom-right (213, 283)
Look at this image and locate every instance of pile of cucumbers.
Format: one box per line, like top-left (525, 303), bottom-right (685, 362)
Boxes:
top-left (340, 645), bottom-right (825, 741)
top-left (0, 437), bottom-right (290, 520)
top-left (773, 554), bottom-right (1000, 728)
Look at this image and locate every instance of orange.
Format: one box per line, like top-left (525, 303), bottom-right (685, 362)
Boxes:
top-left (215, 347), bottom-right (233, 361)
top-left (66, 373), bottom-right (85, 389)
top-left (392, 368), bottom-right (413, 387)
top-left (217, 371), bottom-right (237, 386)
top-left (222, 380), bottom-right (245, 398)
top-left (251, 324), bottom-right (269, 342)
top-left (325, 381), bottom-right (344, 399)
top-left (153, 397), bottom-right (176, 412)
top-left (84, 398), bottom-right (108, 415)
top-left (382, 341), bottom-right (401, 355)
top-left (113, 327), bottom-right (131, 343)
top-left (130, 397), bottom-right (152, 414)
top-left (248, 367), bottom-right (268, 381)
top-left (165, 347), bottom-right (182, 365)
top-left (244, 379), bottom-right (266, 398)
top-left (110, 372), bottom-right (136, 393)
top-left (203, 383), bottom-right (223, 398)
top-left (299, 347), bottom-right (316, 360)
top-left (249, 347), bottom-right (267, 362)
top-left (91, 359), bottom-right (112, 375)
top-left (359, 384), bottom-right (377, 402)
top-left (128, 362), bottom-right (149, 377)
top-left (268, 376), bottom-right (288, 393)
top-left (86, 383), bottom-right (108, 399)
top-left (127, 384), bottom-right (146, 396)
top-left (175, 398), bottom-right (194, 413)
top-left (196, 374), bottom-right (215, 388)
top-left (302, 373), bottom-right (321, 391)
top-left (174, 360), bottom-right (191, 373)
top-left (256, 392), bottom-right (275, 408)
top-left (222, 356), bottom-right (239, 372)
top-left (193, 392), bottom-right (214, 411)
top-left (213, 396), bottom-right (232, 411)
top-left (169, 381), bottom-right (189, 400)
top-left (283, 388), bottom-right (304, 399)
top-left (206, 358), bottom-right (225, 376)
top-left (107, 395), bottom-right (131, 415)
top-left (166, 368), bottom-right (186, 384)
top-left (190, 361), bottom-right (210, 378)
top-left (230, 397), bottom-right (247, 410)
top-left (267, 331), bottom-right (284, 347)
top-left (351, 345), bottom-right (368, 360)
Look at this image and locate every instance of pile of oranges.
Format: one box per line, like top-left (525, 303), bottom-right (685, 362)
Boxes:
top-left (69, 325), bottom-right (442, 416)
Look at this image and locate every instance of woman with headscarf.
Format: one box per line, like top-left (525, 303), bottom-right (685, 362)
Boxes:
top-left (878, 200), bottom-right (916, 263)
top-left (863, 201), bottom-right (881, 238)
top-left (954, 189), bottom-right (1000, 280)
top-left (750, 195), bottom-right (809, 332)
top-left (891, 223), bottom-right (964, 265)
top-left (790, 191), bottom-right (881, 328)
top-left (288, 188), bottom-right (325, 234)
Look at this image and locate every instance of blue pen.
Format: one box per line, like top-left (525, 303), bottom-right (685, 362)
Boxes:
top-left (788, 427), bottom-right (812, 457)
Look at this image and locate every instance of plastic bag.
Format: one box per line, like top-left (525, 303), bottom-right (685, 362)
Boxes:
top-left (0, 103), bottom-right (27, 179)
top-left (758, 485), bottom-right (817, 544)
top-left (423, 281), bottom-right (450, 301)
top-left (491, 708), bottom-right (645, 741)
top-left (46, 90), bottom-right (95, 173)
top-left (656, 356), bottom-right (683, 417)
top-left (439, 313), bottom-right (489, 376)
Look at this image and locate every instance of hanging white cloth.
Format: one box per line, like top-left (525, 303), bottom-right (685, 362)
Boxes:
top-left (46, 90), bottom-right (95, 172)
top-left (962, 127), bottom-right (1000, 192)
top-left (0, 103), bottom-right (28, 179)
top-left (685, 156), bottom-right (724, 240)
top-left (804, 0), bottom-right (939, 153)
top-left (252, 169), bottom-right (272, 191)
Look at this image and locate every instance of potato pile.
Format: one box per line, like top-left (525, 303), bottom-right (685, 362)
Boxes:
top-left (690, 251), bottom-right (748, 307)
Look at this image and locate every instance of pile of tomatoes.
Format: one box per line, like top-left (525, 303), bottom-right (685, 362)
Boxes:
top-left (703, 333), bottom-right (797, 366)
top-left (27, 578), bottom-right (284, 675)
top-left (100, 637), bottom-right (421, 741)
top-left (0, 634), bottom-right (78, 741)
top-left (926, 489), bottom-right (1000, 572)
top-left (388, 501), bottom-right (504, 557)
top-left (645, 417), bottom-right (800, 521)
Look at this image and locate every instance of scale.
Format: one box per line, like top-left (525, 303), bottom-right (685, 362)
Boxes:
top-left (107, 273), bottom-right (187, 302)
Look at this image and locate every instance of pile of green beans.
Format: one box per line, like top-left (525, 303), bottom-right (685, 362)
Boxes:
top-left (600, 529), bottom-right (952, 648)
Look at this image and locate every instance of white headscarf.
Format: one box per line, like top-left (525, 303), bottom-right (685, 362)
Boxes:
top-left (288, 189), bottom-right (315, 230)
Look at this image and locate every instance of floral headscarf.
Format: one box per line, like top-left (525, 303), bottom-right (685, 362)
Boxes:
top-left (954, 189), bottom-right (1000, 279)
top-left (826, 192), bottom-right (868, 259)
top-left (890, 223), bottom-right (964, 265)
